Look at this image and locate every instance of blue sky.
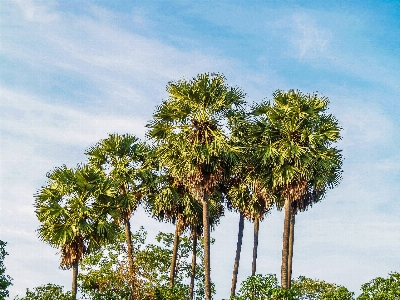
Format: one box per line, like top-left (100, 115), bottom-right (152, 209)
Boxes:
top-left (1, 0), bottom-right (399, 298)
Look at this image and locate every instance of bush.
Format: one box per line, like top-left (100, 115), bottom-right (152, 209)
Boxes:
top-left (291, 276), bottom-right (354, 300)
top-left (357, 272), bottom-right (400, 300)
top-left (231, 274), bottom-right (296, 300)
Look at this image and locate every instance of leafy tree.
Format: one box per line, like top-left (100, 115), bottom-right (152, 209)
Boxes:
top-left (85, 133), bottom-right (152, 293)
top-left (291, 276), bottom-right (354, 300)
top-left (357, 272), bottom-right (400, 300)
top-left (231, 274), bottom-right (296, 300)
top-left (232, 274), bottom-right (355, 300)
top-left (0, 240), bottom-right (13, 299)
top-left (78, 228), bottom-right (214, 300)
top-left (34, 165), bottom-right (117, 299)
top-left (149, 283), bottom-right (188, 300)
top-left (13, 284), bottom-right (73, 300)
top-left (252, 90), bottom-right (342, 287)
top-left (147, 73), bottom-right (245, 299)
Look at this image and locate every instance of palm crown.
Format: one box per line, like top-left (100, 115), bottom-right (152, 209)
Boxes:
top-left (147, 73), bottom-right (245, 194)
top-left (252, 89), bottom-right (342, 200)
top-left (85, 133), bottom-right (151, 221)
top-left (35, 165), bottom-right (116, 269)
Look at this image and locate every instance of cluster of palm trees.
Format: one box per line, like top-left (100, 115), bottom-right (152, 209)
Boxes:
top-left (34, 73), bottom-right (342, 300)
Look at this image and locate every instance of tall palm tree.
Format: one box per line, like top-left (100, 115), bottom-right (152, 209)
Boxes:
top-left (228, 112), bottom-right (275, 297)
top-left (286, 148), bottom-right (343, 287)
top-left (252, 90), bottom-right (343, 288)
top-left (147, 73), bottom-right (245, 299)
top-left (85, 133), bottom-right (151, 294)
top-left (146, 174), bottom-right (192, 287)
top-left (34, 165), bottom-right (117, 299)
top-left (146, 171), bottom-right (224, 298)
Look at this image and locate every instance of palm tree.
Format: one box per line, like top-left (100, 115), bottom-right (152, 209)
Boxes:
top-left (146, 171), bottom-right (224, 299)
top-left (34, 165), bottom-right (117, 299)
top-left (286, 149), bottom-right (343, 287)
top-left (85, 133), bottom-right (151, 294)
top-left (146, 174), bottom-right (192, 287)
top-left (147, 73), bottom-right (245, 299)
top-left (252, 90), bottom-right (343, 288)
top-left (228, 112), bottom-right (275, 297)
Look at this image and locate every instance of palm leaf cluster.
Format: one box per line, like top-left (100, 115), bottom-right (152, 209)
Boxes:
top-left (35, 165), bottom-right (116, 269)
top-left (147, 73), bottom-right (245, 196)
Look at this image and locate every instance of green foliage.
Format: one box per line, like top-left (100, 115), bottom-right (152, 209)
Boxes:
top-left (0, 240), bottom-right (13, 299)
top-left (85, 133), bottom-right (152, 222)
top-left (291, 276), bottom-right (354, 300)
top-left (34, 164), bottom-right (118, 269)
top-left (147, 283), bottom-right (188, 300)
top-left (147, 72), bottom-right (245, 194)
top-left (232, 274), bottom-right (357, 300)
top-left (13, 284), bottom-right (73, 300)
top-left (251, 90), bottom-right (343, 202)
top-left (78, 228), bottom-right (213, 300)
top-left (357, 272), bottom-right (400, 300)
top-left (231, 274), bottom-right (296, 300)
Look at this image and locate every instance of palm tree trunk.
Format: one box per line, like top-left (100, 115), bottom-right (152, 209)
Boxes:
top-left (281, 196), bottom-right (291, 288)
top-left (72, 261), bottom-right (78, 300)
top-left (170, 216), bottom-right (180, 287)
top-left (124, 218), bottom-right (135, 294)
top-left (287, 212), bottom-right (295, 288)
top-left (202, 190), bottom-right (211, 300)
top-left (230, 212), bottom-right (244, 297)
top-left (189, 227), bottom-right (198, 300)
top-left (252, 215), bottom-right (260, 276)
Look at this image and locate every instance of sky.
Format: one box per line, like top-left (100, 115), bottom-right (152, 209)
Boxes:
top-left (1, 0), bottom-right (399, 298)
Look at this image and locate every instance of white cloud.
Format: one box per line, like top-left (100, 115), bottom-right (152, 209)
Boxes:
top-left (290, 13), bottom-right (332, 58)
top-left (0, 87), bottom-right (148, 146)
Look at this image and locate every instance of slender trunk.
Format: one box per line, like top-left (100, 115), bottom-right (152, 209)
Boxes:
top-left (189, 228), bottom-right (198, 300)
top-left (170, 216), bottom-right (181, 287)
top-left (287, 212), bottom-right (295, 288)
top-left (252, 216), bottom-right (260, 276)
top-left (202, 191), bottom-right (211, 300)
top-left (71, 261), bottom-right (78, 300)
top-left (124, 218), bottom-right (135, 294)
top-left (281, 197), bottom-right (291, 288)
top-left (230, 212), bottom-right (245, 297)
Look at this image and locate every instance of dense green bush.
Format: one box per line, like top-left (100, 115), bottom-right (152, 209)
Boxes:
top-left (231, 274), bottom-right (355, 300)
top-left (292, 276), bottom-right (354, 300)
top-left (357, 272), bottom-right (400, 300)
top-left (231, 274), bottom-right (296, 300)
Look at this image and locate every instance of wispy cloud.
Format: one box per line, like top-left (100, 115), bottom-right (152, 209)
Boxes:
top-left (1, 87), bottom-right (148, 145)
top-left (284, 13), bottom-right (332, 59)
